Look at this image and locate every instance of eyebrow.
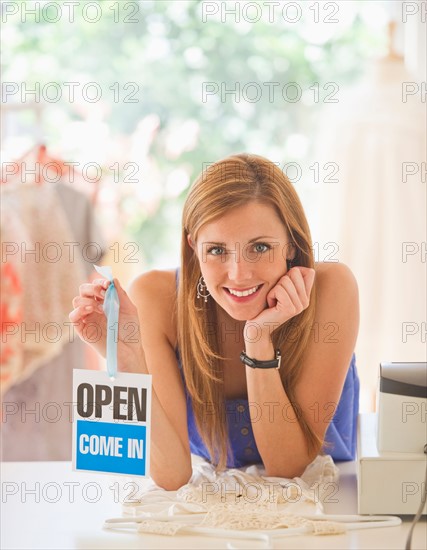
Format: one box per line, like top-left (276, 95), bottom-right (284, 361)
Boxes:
top-left (203, 236), bottom-right (278, 245)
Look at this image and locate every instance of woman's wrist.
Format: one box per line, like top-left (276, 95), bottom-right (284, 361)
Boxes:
top-left (243, 339), bottom-right (275, 361)
top-left (243, 320), bottom-right (278, 360)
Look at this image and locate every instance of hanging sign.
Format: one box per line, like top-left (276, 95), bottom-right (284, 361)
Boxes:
top-left (72, 369), bottom-right (151, 476)
top-left (72, 265), bottom-right (151, 476)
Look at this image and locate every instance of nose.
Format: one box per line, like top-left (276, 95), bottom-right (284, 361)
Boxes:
top-left (226, 249), bottom-right (254, 284)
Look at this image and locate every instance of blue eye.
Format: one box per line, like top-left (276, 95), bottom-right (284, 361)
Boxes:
top-left (207, 246), bottom-right (225, 256)
top-left (254, 243), bottom-right (270, 253)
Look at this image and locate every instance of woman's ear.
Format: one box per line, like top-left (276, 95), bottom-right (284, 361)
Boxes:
top-left (285, 241), bottom-right (296, 261)
top-left (187, 234), bottom-right (195, 250)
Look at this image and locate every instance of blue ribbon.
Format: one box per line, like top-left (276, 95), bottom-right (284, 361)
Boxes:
top-left (94, 265), bottom-right (119, 379)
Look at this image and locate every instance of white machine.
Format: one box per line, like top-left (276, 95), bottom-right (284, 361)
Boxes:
top-left (358, 362), bottom-right (427, 515)
top-left (377, 362), bottom-right (427, 454)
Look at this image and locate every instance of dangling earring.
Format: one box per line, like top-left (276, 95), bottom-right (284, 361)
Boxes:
top-left (197, 276), bottom-right (211, 302)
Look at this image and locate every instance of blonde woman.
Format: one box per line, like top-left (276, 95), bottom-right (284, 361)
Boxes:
top-left (70, 153), bottom-right (359, 490)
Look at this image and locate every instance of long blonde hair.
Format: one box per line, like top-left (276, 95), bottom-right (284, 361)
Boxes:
top-left (177, 153), bottom-right (320, 470)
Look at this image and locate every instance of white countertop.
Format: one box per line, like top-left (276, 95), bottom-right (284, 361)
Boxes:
top-left (1, 460), bottom-right (426, 549)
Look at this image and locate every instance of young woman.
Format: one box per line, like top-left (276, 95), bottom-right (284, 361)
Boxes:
top-left (70, 153), bottom-right (360, 490)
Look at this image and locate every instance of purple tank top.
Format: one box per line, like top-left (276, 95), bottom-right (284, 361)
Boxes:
top-left (175, 268), bottom-right (359, 467)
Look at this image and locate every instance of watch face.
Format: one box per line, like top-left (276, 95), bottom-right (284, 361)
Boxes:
top-left (241, 354), bottom-right (253, 367)
top-left (240, 352), bottom-right (253, 367)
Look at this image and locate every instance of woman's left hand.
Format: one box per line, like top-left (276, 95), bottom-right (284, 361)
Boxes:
top-left (244, 267), bottom-right (316, 344)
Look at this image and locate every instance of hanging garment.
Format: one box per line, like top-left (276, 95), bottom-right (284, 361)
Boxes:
top-left (54, 181), bottom-right (106, 277)
top-left (1, 180), bottom-right (106, 459)
top-left (0, 182), bottom-right (87, 390)
top-left (0, 262), bottom-right (23, 392)
top-left (1, 207), bottom-right (31, 393)
top-left (313, 57), bottom-right (427, 407)
top-left (1, 338), bottom-right (85, 461)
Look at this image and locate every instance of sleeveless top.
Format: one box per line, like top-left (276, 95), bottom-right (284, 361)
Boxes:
top-left (174, 269), bottom-right (360, 467)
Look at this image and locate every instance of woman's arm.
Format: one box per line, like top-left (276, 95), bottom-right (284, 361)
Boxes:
top-left (128, 270), bottom-right (192, 490)
top-left (244, 262), bottom-right (359, 477)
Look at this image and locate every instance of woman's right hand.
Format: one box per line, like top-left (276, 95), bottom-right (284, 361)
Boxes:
top-left (69, 277), bottom-right (144, 373)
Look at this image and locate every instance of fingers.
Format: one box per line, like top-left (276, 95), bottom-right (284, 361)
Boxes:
top-left (286, 268), bottom-right (311, 308)
top-left (70, 278), bottom-right (110, 324)
top-left (72, 293), bottom-right (104, 309)
top-left (70, 276), bottom-right (136, 328)
top-left (68, 303), bottom-right (104, 324)
top-left (268, 267), bottom-right (315, 315)
top-left (276, 276), bottom-right (304, 313)
top-left (266, 278), bottom-right (297, 311)
top-left (289, 266), bottom-right (315, 296)
top-left (79, 278), bottom-right (110, 300)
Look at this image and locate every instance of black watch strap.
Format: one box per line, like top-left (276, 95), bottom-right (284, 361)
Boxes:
top-left (240, 349), bottom-right (281, 369)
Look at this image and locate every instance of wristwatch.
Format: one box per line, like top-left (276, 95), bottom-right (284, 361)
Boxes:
top-left (240, 349), bottom-right (281, 370)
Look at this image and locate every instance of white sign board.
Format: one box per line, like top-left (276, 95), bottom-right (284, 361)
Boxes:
top-left (72, 369), bottom-right (152, 477)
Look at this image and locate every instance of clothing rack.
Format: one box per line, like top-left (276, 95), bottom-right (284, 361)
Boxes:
top-left (1, 103), bottom-right (100, 205)
top-left (1, 141), bottom-right (100, 205)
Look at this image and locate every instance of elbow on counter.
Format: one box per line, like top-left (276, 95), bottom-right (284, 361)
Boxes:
top-left (150, 466), bottom-right (193, 492)
top-left (264, 464), bottom-right (307, 479)
top-left (264, 451), bottom-right (321, 479)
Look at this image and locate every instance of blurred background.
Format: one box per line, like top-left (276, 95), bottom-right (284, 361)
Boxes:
top-left (1, 0), bottom-right (426, 460)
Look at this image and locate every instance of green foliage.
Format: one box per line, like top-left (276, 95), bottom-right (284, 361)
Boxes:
top-left (2, 0), bottom-right (382, 268)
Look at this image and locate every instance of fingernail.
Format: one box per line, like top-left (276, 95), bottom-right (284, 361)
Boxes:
top-left (97, 305), bottom-right (104, 313)
top-left (100, 290), bottom-right (106, 297)
top-left (85, 306), bottom-right (93, 311)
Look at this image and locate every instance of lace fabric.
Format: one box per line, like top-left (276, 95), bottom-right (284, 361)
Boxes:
top-left (105, 455), bottom-right (402, 539)
top-left (121, 455), bottom-right (344, 535)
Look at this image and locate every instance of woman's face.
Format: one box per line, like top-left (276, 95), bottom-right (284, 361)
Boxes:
top-left (189, 201), bottom-right (295, 322)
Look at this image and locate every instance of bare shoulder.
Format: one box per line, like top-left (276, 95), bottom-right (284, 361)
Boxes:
top-left (312, 261), bottom-right (359, 337)
top-left (314, 261), bottom-right (358, 299)
top-left (128, 269), bottom-right (178, 347)
top-left (129, 269), bottom-right (177, 296)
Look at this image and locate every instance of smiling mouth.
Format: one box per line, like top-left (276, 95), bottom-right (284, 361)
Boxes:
top-left (225, 284), bottom-right (262, 298)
